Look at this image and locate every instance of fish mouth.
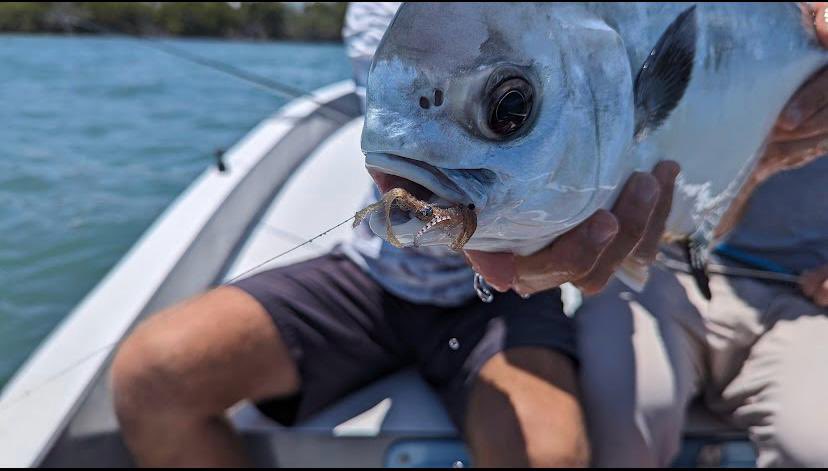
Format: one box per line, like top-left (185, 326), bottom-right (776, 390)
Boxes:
top-left (365, 153), bottom-right (477, 204)
top-left (364, 152), bottom-right (484, 247)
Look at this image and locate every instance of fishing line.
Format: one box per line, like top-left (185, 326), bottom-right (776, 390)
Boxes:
top-left (0, 341), bottom-right (118, 413)
top-left (65, 15), bottom-right (363, 283)
top-left (260, 223), bottom-right (325, 248)
top-left (71, 18), bottom-right (355, 123)
top-left (1, 16), bottom-right (367, 410)
top-left (0, 216), bottom-right (358, 411)
top-left (69, 17), bottom-right (362, 286)
top-left (223, 215), bottom-right (355, 284)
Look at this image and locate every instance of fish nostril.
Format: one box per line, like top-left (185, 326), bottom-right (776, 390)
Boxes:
top-left (434, 89), bottom-right (444, 106)
top-left (419, 96), bottom-right (430, 109)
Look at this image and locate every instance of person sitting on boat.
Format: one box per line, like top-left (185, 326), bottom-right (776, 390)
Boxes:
top-left (574, 4), bottom-right (828, 464)
top-left (107, 2), bottom-right (678, 467)
top-left (108, 2), bottom-right (828, 467)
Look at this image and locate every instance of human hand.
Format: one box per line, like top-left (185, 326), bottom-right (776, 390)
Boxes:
top-left (801, 264), bottom-right (828, 307)
top-left (465, 161), bottom-right (680, 296)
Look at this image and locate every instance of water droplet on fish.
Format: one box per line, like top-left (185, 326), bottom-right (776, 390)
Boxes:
top-left (448, 337), bottom-right (460, 350)
top-left (474, 272), bottom-right (494, 303)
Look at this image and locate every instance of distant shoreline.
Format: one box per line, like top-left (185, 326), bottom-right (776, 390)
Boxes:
top-left (0, 2), bottom-right (347, 43)
top-left (0, 32), bottom-right (343, 46)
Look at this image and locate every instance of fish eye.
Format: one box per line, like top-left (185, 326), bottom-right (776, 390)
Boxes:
top-left (486, 77), bottom-right (533, 138)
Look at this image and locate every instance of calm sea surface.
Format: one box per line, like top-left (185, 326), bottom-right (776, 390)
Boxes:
top-left (0, 35), bottom-right (351, 387)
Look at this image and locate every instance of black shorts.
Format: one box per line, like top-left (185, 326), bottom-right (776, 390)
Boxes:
top-left (232, 252), bottom-right (576, 430)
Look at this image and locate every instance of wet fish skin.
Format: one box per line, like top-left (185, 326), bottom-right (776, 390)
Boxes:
top-left (361, 2), bottom-right (828, 256)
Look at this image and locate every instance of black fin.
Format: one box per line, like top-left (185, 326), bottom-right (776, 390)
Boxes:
top-left (683, 238), bottom-right (712, 301)
top-left (634, 6), bottom-right (697, 139)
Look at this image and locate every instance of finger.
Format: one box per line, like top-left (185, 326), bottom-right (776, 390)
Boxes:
top-left (816, 286), bottom-right (828, 307)
top-left (810, 277), bottom-right (828, 307)
top-left (632, 161), bottom-right (680, 264)
top-left (575, 172), bottom-right (660, 294)
top-left (464, 250), bottom-right (515, 292)
top-left (799, 264), bottom-right (828, 297)
top-left (778, 67), bottom-right (828, 131)
top-left (800, 271), bottom-right (821, 297)
top-left (512, 210), bottom-right (618, 295)
top-left (773, 106), bottom-right (828, 142)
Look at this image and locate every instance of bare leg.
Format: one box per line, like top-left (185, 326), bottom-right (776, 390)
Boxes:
top-left (465, 347), bottom-right (589, 468)
top-left (111, 286), bottom-right (300, 467)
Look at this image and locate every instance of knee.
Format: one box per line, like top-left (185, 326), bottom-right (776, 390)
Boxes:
top-left (763, 409), bottom-right (828, 467)
top-left (469, 420), bottom-right (591, 468)
top-left (776, 440), bottom-right (828, 467)
top-left (524, 433), bottom-right (591, 468)
top-left (111, 319), bottom-right (189, 424)
top-left (582, 389), bottom-right (686, 467)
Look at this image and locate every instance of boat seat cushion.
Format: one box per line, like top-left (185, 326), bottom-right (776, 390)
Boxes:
top-left (231, 368), bottom-right (744, 439)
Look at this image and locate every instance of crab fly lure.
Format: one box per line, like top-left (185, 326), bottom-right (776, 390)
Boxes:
top-left (353, 188), bottom-right (477, 251)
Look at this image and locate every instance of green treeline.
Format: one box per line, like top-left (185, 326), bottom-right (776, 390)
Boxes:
top-left (0, 2), bottom-right (349, 42)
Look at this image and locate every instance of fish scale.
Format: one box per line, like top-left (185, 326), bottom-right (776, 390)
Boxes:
top-left (360, 2), bottom-right (828, 282)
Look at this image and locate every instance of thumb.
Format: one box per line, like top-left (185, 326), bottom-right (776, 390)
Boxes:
top-left (463, 250), bottom-right (516, 292)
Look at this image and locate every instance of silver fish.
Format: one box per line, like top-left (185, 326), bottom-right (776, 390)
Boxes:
top-left (360, 3), bottom-right (828, 264)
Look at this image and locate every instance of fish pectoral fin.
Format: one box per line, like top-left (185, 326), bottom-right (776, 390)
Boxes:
top-left (633, 5), bottom-right (697, 139)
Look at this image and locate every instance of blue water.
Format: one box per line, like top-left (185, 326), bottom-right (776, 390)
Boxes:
top-left (0, 35), bottom-right (351, 387)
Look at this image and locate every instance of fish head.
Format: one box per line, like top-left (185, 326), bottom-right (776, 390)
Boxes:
top-left (361, 2), bottom-right (639, 254)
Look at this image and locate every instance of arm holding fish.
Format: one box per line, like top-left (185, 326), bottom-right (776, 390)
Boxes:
top-left (469, 2), bottom-right (828, 297)
top-left (716, 2), bottom-right (828, 239)
top-left (790, 2), bottom-right (828, 308)
top-left (716, 2), bottom-right (828, 306)
top-left (363, 3), bottom-right (826, 297)
top-left (466, 3), bottom-right (702, 296)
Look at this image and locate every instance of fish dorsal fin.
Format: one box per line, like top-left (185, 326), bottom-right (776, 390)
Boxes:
top-left (634, 6), bottom-right (698, 139)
